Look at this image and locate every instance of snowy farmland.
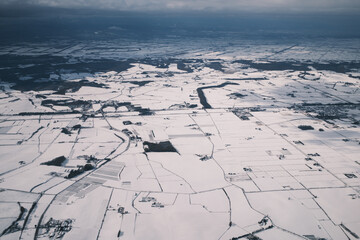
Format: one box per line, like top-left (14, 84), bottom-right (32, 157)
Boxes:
top-left (0, 40), bottom-right (359, 240)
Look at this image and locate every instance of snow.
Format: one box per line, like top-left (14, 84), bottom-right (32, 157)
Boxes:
top-left (0, 39), bottom-right (359, 240)
top-left (247, 190), bottom-right (331, 239)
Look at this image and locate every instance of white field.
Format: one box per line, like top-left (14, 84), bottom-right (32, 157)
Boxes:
top-left (0, 42), bottom-right (359, 240)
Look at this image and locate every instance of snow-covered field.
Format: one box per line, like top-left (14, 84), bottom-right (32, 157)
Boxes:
top-left (0, 40), bottom-right (359, 240)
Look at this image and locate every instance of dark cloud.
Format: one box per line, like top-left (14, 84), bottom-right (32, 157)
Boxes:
top-left (1, 0), bottom-right (360, 13)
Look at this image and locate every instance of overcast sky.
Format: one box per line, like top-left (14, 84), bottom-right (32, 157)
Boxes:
top-left (1, 0), bottom-right (360, 13)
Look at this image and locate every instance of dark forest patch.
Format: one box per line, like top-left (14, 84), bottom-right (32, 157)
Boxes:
top-left (228, 92), bottom-right (248, 99)
top-left (233, 59), bottom-right (360, 73)
top-left (41, 99), bottom-right (92, 111)
top-left (41, 156), bottom-right (67, 166)
top-left (143, 141), bottom-right (177, 152)
top-left (298, 125), bottom-right (314, 130)
top-left (0, 54), bottom-right (131, 92)
top-left (123, 80), bottom-right (153, 86)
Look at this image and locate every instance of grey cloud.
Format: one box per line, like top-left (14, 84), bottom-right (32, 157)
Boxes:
top-left (1, 0), bottom-right (360, 12)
